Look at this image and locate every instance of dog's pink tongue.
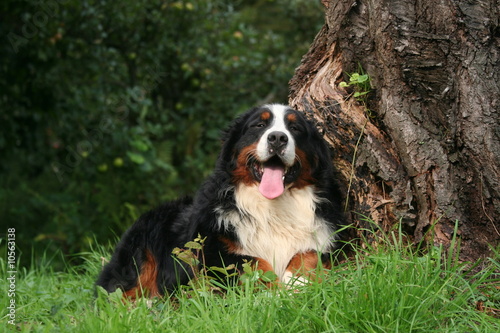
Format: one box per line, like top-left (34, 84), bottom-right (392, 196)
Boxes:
top-left (259, 165), bottom-right (285, 199)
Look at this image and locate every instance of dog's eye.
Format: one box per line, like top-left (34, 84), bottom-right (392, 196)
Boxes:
top-left (289, 125), bottom-right (300, 132)
top-left (252, 122), bottom-right (266, 128)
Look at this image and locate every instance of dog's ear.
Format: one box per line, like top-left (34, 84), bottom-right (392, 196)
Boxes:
top-left (217, 107), bottom-right (257, 167)
top-left (310, 122), bottom-right (333, 167)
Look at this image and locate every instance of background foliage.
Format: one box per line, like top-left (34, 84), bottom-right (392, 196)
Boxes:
top-left (0, 0), bottom-right (323, 267)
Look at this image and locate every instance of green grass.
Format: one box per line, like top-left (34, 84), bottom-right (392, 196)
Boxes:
top-left (1, 234), bottom-right (499, 332)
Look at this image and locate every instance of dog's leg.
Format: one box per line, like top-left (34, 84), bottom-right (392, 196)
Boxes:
top-left (216, 236), bottom-right (277, 285)
top-left (283, 251), bottom-right (330, 286)
top-left (122, 250), bottom-right (160, 299)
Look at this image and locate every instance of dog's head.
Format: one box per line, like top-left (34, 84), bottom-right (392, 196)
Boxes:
top-left (219, 104), bottom-right (332, 199)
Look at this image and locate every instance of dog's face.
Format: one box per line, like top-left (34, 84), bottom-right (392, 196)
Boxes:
top-left (222, 104), bottom-right (328, 199)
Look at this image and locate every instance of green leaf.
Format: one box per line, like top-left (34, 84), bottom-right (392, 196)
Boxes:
top-left (354, 74), bottom-right (369, 83)
top-left (353, 91), bottom-right (370, 98)
top-left (174, 249), bottom-right (199, 266)
top-left (209, 265), bottom-right (238, 277)
top-left (261, 270), bottom-right (278, 282)
top-left (242, 261), bottom-right (253, 275)
top-left (184, 241), bottom-right (203, 250)
top-left (129, 139), bottom-right (149, 152)
top-left (126, 151), bottom-right (145, 164)
top-left (210, 266), bottom-right (229, 274)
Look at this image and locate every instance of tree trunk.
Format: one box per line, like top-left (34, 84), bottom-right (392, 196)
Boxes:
top-left (289, 0), bottom-right (500, 260)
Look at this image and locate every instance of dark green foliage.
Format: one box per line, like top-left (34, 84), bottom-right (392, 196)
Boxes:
top-left (0, 0), bottom-right (323, 267)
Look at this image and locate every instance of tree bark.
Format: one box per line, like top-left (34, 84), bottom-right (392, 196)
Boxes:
top-left (289, 0), bottom-right (500, 260)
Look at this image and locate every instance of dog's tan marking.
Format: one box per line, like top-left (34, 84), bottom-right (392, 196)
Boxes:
top-left (123, 250), bottom-right (160, 299)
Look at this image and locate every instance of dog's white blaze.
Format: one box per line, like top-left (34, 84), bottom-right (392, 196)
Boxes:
top-left (256, 104), bottom-right (296, 166)
top-left (216, 183), bottom-right (335, 280)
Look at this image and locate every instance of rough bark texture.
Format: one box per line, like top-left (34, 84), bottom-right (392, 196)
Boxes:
top-left (289, 0), bottom-right (500, 260)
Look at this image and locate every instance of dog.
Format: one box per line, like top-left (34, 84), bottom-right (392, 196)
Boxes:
top-left (96, 104), bottom-right (344, 298)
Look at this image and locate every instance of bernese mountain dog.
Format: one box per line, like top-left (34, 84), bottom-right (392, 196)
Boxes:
top-left (96, 104), bottom-right (344, 298)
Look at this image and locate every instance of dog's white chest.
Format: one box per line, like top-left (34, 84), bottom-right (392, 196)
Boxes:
top-left (216, 184), bottom-right (334, 279)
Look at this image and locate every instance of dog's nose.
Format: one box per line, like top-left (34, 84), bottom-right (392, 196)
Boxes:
top-left (267, 131), bottom-right (288, 153)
